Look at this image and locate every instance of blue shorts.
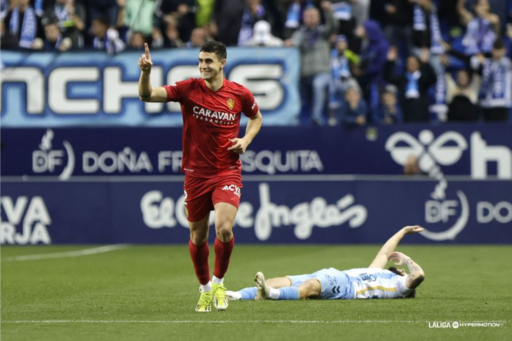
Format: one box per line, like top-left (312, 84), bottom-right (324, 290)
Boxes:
top-left (287, 268), bottom-right (353, 300)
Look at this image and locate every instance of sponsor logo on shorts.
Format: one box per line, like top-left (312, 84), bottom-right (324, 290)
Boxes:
top-left (222, 184), bottom-right (241, 197)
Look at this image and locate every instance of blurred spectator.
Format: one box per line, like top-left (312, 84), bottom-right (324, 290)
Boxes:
top-left (245, 20), bottom-right (283, 46)
top-left (127, 30), bottom-right (146, 50)
top-left (286, 1), bottom-right (337, 125)
top-left (154, 0), bottom-right (196, 43)
top-left (411, 0), bottom-right (445, 75)
top-left (90, 15), bottom-right (125, 53)
top-left (331, 0), bottom-right (370, 46)
top-left (43, 0), bottom-right (85, 48)
top-left (88, 0), bottom-right (118, 27)
top-left (372, 84), bottom-right (403, 124)
top-left (472, 39), bottom-right (511, 121)
top-left (384, 46), bottom-right (437, 122)
top-left (1, 0), bottom-right (9, 20)
top-left (186, 27), bottom-right (207, 48)
top-left (210, 0), bottom-right (246, 46)
top-left (457, 0), bottom-right (499, 55)
top-left (444, 65), bottom-right (481, 121)
top-left (2, 0), bottom-right (43, 49)
top-left (162, 19), bottom-right (183, 48)
top-left (282, 0), bottom-right (306, 38)
top-left (412, 0), bottom-right (444, 53)
top-left (196, 0), bottom-right (215, 28)
top-left (347, 0), bottom-right (369, 27)
top-left (354, 20), bottom-right (388, 83)
top-left (353, 20), bottom-right (389, 112)
top-left (117, 0), bottom-right (156, 38)
top-left (238, 0), bottom-right (267, 46)
top-left (328, 34), bottom-right (360, 125)
top-left (33, 17), bottom-right (72, 51)
top-left (409, 0), bottom-right (447, 121)
top-left (338, 86), bottom-right (367, 126)
top-left (382, 0), bottom-right (413, 55)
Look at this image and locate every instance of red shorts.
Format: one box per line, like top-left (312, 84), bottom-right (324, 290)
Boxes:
top-left (184, 174), bottom-right (242, 222)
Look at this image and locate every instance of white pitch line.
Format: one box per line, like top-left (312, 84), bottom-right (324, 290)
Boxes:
top-left (2, 244), bottom-right (129, 262)
top-left (0, 320), bottom-right (506, 325)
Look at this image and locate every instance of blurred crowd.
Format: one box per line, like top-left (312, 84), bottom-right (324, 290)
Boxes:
top-left (1, 0), bottom-right (511, 124)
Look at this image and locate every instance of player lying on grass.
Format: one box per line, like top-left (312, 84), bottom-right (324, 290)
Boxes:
top-left (226, 226), bottom-right (425, 301)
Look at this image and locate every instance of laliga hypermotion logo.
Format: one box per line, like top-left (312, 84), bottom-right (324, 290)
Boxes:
top-left (32, 129), bottom-right (75, 180)
top-left (386, 130), bottom-right (469, 241)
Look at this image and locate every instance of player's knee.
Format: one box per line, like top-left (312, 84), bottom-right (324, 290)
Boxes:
top-left (190, 231), bottom-right (208, 245)
top-left (298, 279), bottom-right (320, 299)
top-left (215, 223), bottom-right (233, 241)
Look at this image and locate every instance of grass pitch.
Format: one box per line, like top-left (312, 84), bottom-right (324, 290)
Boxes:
top-left (2, 245), bottom-right (511, 341)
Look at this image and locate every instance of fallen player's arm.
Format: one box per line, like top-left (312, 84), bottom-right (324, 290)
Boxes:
top-left (369, 225), bottom-right (424, 269)
top-left (389, 251), bottom-right (425, 289)
top-left (403, 256), bottom-right (425, 289)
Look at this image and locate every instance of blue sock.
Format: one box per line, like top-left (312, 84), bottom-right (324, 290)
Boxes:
top-left (239, 287), bottom-right (258, 300)
top-left (278, 287), bottom-right (300, 300)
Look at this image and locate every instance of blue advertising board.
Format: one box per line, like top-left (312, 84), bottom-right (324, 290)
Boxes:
top-left (1, 125), bottom-right (512, 178)
top-left (0, 48), bottom-right (300, 126)
top-left (1, 178), bottom-right (511, 245)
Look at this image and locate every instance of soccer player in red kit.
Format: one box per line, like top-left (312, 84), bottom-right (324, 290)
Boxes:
top-left (137, 41), bottom-right (263, 312)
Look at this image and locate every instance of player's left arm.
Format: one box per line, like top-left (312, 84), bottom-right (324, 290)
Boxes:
top-left (389, 251), bottom-right (425, 289)
top-left (228, 110), bottom-right (263, 154)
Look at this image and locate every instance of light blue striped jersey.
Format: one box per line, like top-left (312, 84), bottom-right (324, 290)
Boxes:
top-left (343, 268), bottom-right (412, 299)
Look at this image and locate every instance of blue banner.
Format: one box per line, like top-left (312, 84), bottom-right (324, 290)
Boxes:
top-left (0, 48), bottom-right (300, 126)
top-left (2, 125), bottom-right (511, 179)
top-left (1, 178), bottom-right (511, 244)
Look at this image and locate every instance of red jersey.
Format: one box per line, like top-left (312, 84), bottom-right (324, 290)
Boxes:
top-left (163, 78), bottom-right (259, 178)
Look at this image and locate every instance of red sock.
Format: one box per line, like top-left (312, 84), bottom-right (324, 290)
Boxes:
top-left (213, 236), bottom-right (234, 279)
top-left (189, 240), bottom-right (210, 285)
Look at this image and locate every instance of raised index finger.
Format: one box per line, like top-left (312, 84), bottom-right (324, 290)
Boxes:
top-left (144, 43), bottom-right (151, 59)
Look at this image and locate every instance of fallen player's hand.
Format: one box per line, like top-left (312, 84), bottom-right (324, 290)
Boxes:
top-left (227, 138), bottom-right (249, 154)
top-left (388, 251), bottom-right (410, 266)
top-left (402, 225), bottom-right (424, 234)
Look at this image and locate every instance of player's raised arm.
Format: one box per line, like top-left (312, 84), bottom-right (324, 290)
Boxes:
top-left (368, 225), bottom-right (424, 269)
top-left (389, 251), bottom-right (425, 289)
top-left (138, 43), bottom-right (168, 102)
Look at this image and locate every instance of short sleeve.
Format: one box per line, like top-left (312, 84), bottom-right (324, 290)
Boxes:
top-left (163, 79), bottom-right (193, 102)
top-left (241, 89), bottom-right (259, 117)
top-left (396, 276), bottom-right (413, 297)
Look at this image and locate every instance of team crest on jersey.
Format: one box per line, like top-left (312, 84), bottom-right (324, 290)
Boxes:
top-left (227, 98), bottom-right (234, 110)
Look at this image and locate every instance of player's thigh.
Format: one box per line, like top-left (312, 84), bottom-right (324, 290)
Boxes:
top-left (313, 269), bottom-right (351, 299)
top-left (184, 180), bottom-right (214, 224)
top-left (184, 186), bottom-right (214, 243)
top-left (212, 184), bottom-right (241, 233)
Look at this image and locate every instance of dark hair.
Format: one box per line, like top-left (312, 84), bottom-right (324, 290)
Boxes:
top-left (42, 13), bottom-right (59, 26)
top-left (407, 54), bottom-right (422, 65)
top-left (200, 41), bottom-right (227, 61)
top-left (93, 16), bottom-right (110, 27)
top-left (493, 38), bottom-right (505, 50)
top-left (388, 267), bottom-right (416, 299)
